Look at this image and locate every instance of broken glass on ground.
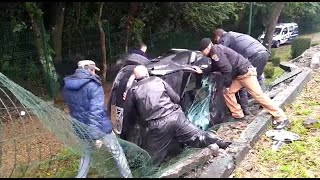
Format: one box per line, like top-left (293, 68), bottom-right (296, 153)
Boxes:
top-left (265, 130), bottom-right (301, 151)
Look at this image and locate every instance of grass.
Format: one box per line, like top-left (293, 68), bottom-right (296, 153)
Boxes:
top-left (265, 63), bottom-right (284, 85)
top-left (234, 72), bottom-right (320, 178)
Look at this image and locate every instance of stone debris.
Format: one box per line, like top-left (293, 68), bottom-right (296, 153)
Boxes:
top-left (310, 52), bottom-right (320, 69)
top-left (303, 117), bottom-right (318, 128)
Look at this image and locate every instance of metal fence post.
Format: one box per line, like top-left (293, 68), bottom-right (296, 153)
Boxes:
top-left (169, 32), bottom-right (173, 48)
top-left (105, 20), bottom-right (112, 60)
top-left (248, 2), bottom-right (253, 35)
top-left (149, 27), bottom-right (153, 48)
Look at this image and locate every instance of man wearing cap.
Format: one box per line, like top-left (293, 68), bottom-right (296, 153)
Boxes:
top-left (126, 65), bottom-right (232, 166)
top-left (214, 28), bottom-right (270, 115)
top-left (62, 60), bottom-right (132, 178)
top-left (198, 38), bottom-right (289, 130)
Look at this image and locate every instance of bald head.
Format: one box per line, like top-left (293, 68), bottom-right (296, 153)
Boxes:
top-left (133, 65), bottom-right (149, 80)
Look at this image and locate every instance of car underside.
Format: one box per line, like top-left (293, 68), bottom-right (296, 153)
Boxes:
top-left (107, 49), bottom-right (229, 146)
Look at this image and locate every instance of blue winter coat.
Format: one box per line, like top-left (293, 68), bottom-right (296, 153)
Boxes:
top-left (62, 69), bottom-right (113, 140)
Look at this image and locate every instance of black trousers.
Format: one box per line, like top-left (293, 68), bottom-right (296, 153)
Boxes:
top-left (236, 51), bottom-right (269, 111)
top-left (142, 109), bottom-right (228, 166)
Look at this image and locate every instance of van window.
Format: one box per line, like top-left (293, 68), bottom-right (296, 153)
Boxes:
top-left (289, 26), bottom-right (293, 32)
top-left (282, 27), bottom-right (288, 35)
top-left (274, 28), bottom-right (282, 35)
top-left (293, 26), bottom-right (299, 33)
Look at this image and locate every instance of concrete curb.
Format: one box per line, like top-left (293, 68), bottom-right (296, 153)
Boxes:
top-left (199, 69), bottom-right (312, 178)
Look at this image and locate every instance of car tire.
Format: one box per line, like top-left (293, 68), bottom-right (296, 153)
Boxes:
top-left (275, 41), bottom-right (280, 48)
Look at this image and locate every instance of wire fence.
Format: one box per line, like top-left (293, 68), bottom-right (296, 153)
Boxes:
top-left (1, 16), bottom-right (320, 97)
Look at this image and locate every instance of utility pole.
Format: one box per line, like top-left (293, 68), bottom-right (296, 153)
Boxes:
top-left (248, 2), bottom-right (253, 35)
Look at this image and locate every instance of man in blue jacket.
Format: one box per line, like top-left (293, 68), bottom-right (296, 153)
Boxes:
top-left (62, 60), bottom-right (132, 178)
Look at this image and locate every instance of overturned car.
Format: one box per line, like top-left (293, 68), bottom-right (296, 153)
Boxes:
top-left (107, 49), bottom-right (229, 145)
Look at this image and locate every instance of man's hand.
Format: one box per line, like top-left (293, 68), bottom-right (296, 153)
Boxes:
top-left (223, 87), bottom-right (230, 94)
top-left (192, 66), bottom-right (203, 74)
top-left (95, 139), bottom-right (103, 148)
top-left (123, 91), bottom-right (127, 100)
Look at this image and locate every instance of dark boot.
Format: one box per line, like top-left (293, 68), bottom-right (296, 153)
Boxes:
top-left (237, 88), bottom-right (250, 115)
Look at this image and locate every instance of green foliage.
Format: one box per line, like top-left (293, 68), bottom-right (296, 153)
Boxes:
top-left (264, 64), bottom-right (275, 78)
top-left (268, 49), bottom-right (277, 61)
top-left (281, 2), bottom-right (320, 34)
top-left (271, 57), bottom-right (281, 66)
top-left (25, 2), bottom-right (43, 20)
top-left (131, 19), bottom-right (146, 43)
top-left (182, 2), bottom-right (240, 31)
top-left (291, 37), bottom-right (311, 58)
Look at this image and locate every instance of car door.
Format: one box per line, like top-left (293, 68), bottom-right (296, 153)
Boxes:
top-left (281, 27), bottom-right (289, 44)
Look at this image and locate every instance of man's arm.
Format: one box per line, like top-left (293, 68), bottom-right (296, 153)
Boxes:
top-left (123, 74), bottom-right (136, 100)
top-left (88, 83), bottom-right (112, 138)
top-left (163, 80), bottom-right (180, 104)
top-left (220, 33), bottom-right (232, 47)
top-left (214, 49), bottom-right (233, 88)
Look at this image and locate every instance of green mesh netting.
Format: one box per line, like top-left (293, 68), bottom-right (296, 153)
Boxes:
top-left (186, 77), bottom-right (213, 131)
top-left (0, 72), bottom-right (162, 178)
top-left (0, 72), bottom-right (209, 178)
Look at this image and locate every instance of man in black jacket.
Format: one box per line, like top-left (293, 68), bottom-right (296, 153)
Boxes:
top-left (129, 42), bottom-right (148, 58)
top-left (198, 38), bottom-right (289, 130)
top-left (214, 29), bottom-right (270, 115)
top-left (126, 65), bottom-right (231, 166)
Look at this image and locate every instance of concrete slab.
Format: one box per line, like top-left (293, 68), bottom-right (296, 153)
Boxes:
top-left (269, 68), bottom-right (302, 88)
top-left (279, 62), bottom-right (299, 72)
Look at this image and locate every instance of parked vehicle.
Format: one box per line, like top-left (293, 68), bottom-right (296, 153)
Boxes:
top-left (258, 23), bottom-right (299, 48)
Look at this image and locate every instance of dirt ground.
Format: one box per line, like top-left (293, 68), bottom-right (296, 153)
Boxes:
top-left (0, 114), bottom-right (64, 178)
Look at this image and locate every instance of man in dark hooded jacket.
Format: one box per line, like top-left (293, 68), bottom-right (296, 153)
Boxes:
top-left (126, 65), bottom-right (232, 166)
top-left (214, 29), bottom-right (270, 115)
top-left (129, 42), bottom-right (148, 59)
top-left (62, 60), bottom-right (132, 178)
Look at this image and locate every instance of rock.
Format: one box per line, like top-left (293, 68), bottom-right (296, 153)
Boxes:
top-left (303, 118), bottom-right (318, 127)
top-left (310, 52), bottom-right (320, 69)
top-left (208, 144), bottom-right (219, 151)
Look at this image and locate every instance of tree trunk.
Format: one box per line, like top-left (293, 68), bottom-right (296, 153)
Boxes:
top-left (50, 2), bottom-right (66, 64)
top-left (98, 2), bottom-right (107, 84)
top-left (262, 2), bottom-right (286, 50)
top-left (26, 2), bottom-right (60, 98)
top-left (125, 2), bottom-right (139, 53)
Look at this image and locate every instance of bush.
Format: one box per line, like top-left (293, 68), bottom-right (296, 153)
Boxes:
top-left (291, 37), bottom-right (311, 58)
top-left (271, 57), bottom-right (281, 66)
top-left (268, 49), bottom-right (276, 62)
top-left (264, 64), bottom-right (275, 79)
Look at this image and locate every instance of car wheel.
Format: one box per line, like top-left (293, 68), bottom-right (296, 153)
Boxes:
top-left (275, 41), bottom-right (280, 48)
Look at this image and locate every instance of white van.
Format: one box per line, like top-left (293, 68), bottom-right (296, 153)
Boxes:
top-left (258, 23), bottom-right (299, 48)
